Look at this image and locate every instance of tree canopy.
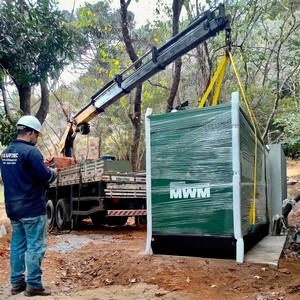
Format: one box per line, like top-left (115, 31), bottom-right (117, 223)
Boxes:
top-left (0, 0), bottom-right (83, 133)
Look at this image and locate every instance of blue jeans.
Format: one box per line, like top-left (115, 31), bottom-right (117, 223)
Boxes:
top-left (10, 215), bottom-right (47, 289)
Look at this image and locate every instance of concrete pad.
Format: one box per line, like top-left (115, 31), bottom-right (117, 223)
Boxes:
top-left (244, 234), bottom-right (287, 268)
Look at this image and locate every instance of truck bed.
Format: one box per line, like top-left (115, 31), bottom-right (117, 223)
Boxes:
top-left (49, 159), bottom-right (146, 198)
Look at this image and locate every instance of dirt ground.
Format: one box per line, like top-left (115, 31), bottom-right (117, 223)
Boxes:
top-left (1, 161), bottom-right (300, 300)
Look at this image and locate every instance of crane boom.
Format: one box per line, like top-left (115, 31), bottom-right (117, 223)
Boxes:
top-left (59, 3), bottom-right (231, 156)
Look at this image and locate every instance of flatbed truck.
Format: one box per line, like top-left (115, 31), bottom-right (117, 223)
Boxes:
top-left (46, 159), bottom-right (146, 229)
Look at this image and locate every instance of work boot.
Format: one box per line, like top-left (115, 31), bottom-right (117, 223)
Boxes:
top-left (11, 282), bottom-right (27, 295)
top-left (24, 287), bottom-right (51, 297)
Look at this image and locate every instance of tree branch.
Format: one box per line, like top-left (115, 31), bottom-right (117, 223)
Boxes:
top-left (0, 73), bottom-right (15, 122)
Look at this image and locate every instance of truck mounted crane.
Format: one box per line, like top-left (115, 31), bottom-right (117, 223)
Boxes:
top-left (46, 4), bottom-right (231, 230)
top-left (58, 3), bottom-right (231, 157)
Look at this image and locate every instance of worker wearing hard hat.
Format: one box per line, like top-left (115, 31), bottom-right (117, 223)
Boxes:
top-left (0, 115), bottom-right (57, 297)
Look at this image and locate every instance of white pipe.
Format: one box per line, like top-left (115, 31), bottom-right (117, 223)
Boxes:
top-left (231, 91), bottom-right (244, 263)
top-left (145, 108), bottom-right (153, 255)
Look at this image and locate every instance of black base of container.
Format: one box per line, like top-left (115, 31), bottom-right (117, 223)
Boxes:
top-left (243, 222), bottom-right (270, 252)
top-left (152, 233), bottom-right (236, 259)
top-left (151, 222), bottom-right (270, 260)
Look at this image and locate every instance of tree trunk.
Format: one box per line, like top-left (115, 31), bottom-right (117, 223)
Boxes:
top-left (120, 0), bottom-right (142, 171)
top-left (15, 83), bottom-right (31, 114)
top-left (184, 2), bottom-right (212, 106)
top-left (0, 75), bottom-right (15, 122)
top-left (166, 58), bottom-right (182, 112)
top-left (36, 79), bottom-right (49, 124)
top-left (165, 0), bottom-right (184, 112)
top-left (130, 85), bottom-right (142, 171)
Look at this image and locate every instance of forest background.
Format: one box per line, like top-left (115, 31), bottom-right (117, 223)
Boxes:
top-left (0, 0), bottom-right (300, 171)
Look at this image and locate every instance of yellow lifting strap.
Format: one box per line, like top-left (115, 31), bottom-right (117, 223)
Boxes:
top-left (198, 52), bottom-right (261, 226)
top-left (198, 55), bottom-right (228, 108)
top-left (228, 52), bottom-right (260, 226)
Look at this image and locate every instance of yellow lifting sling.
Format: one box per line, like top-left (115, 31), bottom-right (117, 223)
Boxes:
top-left (198, 52), bottom-right (264, 228)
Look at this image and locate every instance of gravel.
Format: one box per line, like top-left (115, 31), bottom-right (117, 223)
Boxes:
top-left (48, 234), bottom-right (120, 253)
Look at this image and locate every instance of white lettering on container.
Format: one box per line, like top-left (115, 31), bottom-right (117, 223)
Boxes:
top-left (170, 182), bottom-right (210, 199)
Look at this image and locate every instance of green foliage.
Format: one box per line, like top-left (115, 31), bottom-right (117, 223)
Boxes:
top-left (223, 0), bottom-right (300, 145)
top-left (0, 111), bottom-right (17, 146)
top-left (273, 109), bottom-right (300, 158)
top-left (282, 141), bottom-right (300, 159)
top-left (76, 1), bottom-right (122, 77)
top-left (0, 0), bottom-right (83, 85)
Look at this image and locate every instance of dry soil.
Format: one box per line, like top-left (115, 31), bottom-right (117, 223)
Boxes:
top-left (1, 161), bottom-right (300, 300)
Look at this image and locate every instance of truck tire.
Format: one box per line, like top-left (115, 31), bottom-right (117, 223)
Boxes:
top-left (46, 200), bottom-right (56, 227)
top-left (72, 215), bottom-right (84, 228)
top-left (105, 216), bottom-right (128, 226)
top-left (90, 211), bottom-right (106, 227)
top-left (55, 199), bottom-right (71, 230)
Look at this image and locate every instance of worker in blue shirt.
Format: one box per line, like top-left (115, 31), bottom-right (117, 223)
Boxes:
top-left (0, 115), bottom-right (57, 297)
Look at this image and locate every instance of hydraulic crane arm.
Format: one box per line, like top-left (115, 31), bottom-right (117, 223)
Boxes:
top-left (59, 3), bottom-right (231, 156)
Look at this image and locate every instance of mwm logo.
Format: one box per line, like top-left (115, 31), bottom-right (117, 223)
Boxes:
top-left (170, 182), bottom-right (210, 199)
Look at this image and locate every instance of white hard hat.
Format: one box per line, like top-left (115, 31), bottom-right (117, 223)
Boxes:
top-left (17, 115), bottom-right (42, 133)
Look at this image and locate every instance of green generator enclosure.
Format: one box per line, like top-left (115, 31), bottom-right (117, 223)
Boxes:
top-left (145, 92), bottom-right (269, 262)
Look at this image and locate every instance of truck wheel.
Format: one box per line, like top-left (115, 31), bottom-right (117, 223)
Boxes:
top-left (72, 215), bottom-right (84, 228)
top-left (46, 200), bottom-right (56, 227)
top-left (90, 211), bottom-right (105, 227)
top-left (105, 217), bottom-right (128, 226)
top-left (55, 199), bottom-right (71, 230)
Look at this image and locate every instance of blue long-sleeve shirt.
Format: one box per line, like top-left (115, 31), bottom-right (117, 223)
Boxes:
top-left (0, 139), bottom-right (57, 219)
